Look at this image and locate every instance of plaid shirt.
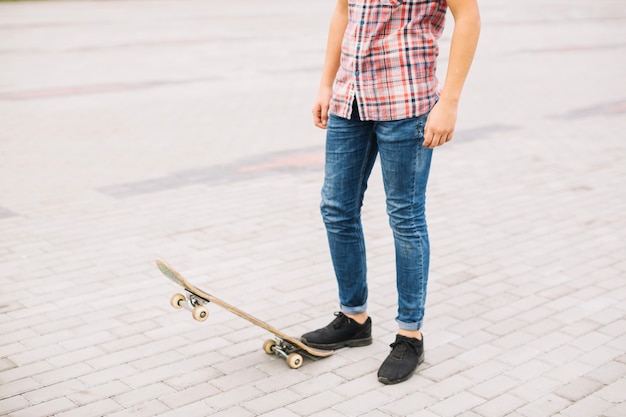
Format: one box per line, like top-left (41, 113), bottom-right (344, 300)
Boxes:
top-left (330, 0), bottom-right (447, 121)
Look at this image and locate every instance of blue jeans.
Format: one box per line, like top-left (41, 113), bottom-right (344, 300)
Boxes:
top-left (321, 105), bottom-right (433, 331)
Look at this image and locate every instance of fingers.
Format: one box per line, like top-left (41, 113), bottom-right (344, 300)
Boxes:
top-left (424, 129), bottom-right (453, 148)
top-left (423, 121), bottom-right (453, 148)
top-left (423, 97), bottom-right (458, 148)
top-left (312, 103), bottom-right (329, 129)
top-left (423, 108), bottom-right (456, 148)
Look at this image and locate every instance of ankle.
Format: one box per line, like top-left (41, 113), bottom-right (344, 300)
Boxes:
top-left (345, 312), bottom-right (368, 325)
top-left (398, 329), bottom-right (422, 340)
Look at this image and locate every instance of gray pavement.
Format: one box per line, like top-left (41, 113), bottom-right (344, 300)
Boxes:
top-left (1, 0), bottom-right (625, 416)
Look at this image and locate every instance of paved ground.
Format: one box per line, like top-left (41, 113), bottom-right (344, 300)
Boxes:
top-left (1, 0), bottom-right (625, 416)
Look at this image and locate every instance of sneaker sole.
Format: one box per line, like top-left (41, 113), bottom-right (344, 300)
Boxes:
top-left (300, 336), bottom-right (373, 351)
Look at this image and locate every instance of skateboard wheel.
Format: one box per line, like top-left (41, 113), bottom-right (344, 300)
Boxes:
top-left (192, 305), bottom-right (209, 322)
top-left (263, 339), bottom-right (276, 354)
top-left (286, 353), bottom-right (303, 369)
top-left (170, 293), bottom-right (186, 309)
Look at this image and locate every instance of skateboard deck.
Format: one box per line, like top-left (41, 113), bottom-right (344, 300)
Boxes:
top-left (156, 259), bottom-right (333, 368)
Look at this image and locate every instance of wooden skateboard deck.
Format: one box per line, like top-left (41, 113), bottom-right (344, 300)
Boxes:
top-left (156, 259), bottom-right (333, 368)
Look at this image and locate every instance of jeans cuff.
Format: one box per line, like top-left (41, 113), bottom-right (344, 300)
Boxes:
top-left (340, 303), bottom-right (368, 316)
top-left (396, 318), bottom-right (422, 331)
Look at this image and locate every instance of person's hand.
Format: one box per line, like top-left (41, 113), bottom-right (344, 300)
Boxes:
top-left (423, 98), bottom-right (458, 148)
top-left (312, 87), bottom-right (333, 129)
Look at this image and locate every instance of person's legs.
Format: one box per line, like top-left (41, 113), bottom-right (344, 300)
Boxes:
top-left (300, 106), bottom-right (377, 349)
top-left (376, 113), bottom-right (433, 332)
top-left (375, 113), bottom-right (433, 384)
top-left (302, 109), bottom-right (434, 382)
top-left (320, 109), bottom-right (378, 318)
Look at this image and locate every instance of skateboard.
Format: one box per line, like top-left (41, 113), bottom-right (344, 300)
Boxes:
top-left (156, 259), bottom-right (333, 368)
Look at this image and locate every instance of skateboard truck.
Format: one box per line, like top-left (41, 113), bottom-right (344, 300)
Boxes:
top-left (262, 338), bottom-right (304, 368)
top-left (170, 291), bottom-right (210, 322)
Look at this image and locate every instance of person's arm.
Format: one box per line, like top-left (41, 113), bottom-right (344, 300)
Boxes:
top-left (423, 0), bottom-right (481, 148)
top-left (312, 0), bottom-right (349, 129)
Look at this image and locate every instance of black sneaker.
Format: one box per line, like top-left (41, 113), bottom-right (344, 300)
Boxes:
top-left (377, 335), bottom-right (424, 385)
top-left (300, 312), bottom-right (372, 350)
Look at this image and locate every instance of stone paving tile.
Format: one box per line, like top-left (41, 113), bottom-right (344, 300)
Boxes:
top-left (1, 0), bottom-right (625, 416)
top-left (472, 393), bottom-right (526, 417)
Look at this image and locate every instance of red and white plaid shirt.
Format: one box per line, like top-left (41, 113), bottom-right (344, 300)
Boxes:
top-left (330, 0), bottom-right (447, 121)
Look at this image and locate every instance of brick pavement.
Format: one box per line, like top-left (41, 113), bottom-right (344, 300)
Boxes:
top-left (1, 0), bottom-right (625, 416)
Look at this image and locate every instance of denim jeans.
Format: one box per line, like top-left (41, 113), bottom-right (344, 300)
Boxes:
top-left (321, 105), bottom-right (433, 331)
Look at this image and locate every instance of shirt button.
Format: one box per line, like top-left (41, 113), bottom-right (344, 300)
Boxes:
top-left (360, 20), bottom-right (365, 25)
top-left (355, 70), bottom-right (360, 77)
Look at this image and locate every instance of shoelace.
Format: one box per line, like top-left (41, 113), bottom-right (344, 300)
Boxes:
top-left (331, 312), bottom-right (350, 329)
top-left (389, 338), bottom-right (418, 359)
